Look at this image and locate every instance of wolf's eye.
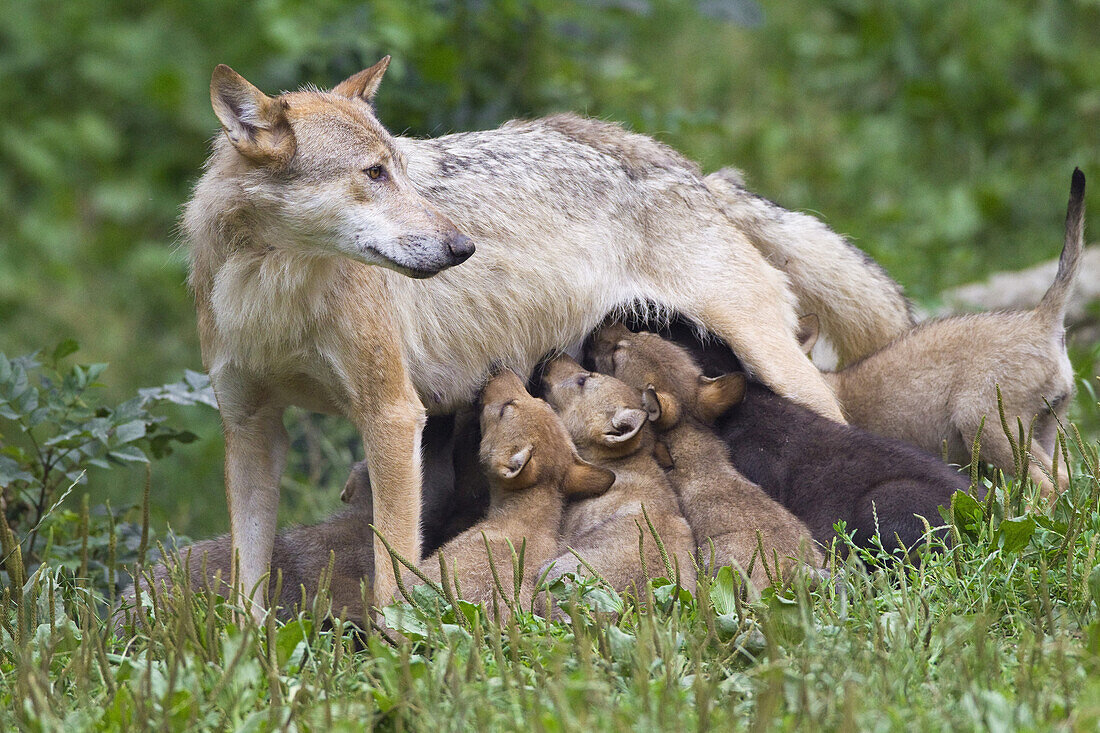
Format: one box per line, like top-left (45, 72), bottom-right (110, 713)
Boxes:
top-left (576, 374), bottom-right (588, 388)
top-left (364, 165), bottom-right (385, 180)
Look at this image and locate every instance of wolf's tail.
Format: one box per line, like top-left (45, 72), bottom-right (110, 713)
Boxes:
top-left (704, 167), bottom-right (914, 366)
top-left (1036, 168), bottom-right (1086, 325)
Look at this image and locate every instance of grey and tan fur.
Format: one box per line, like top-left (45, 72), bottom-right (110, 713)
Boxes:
top-left (539, 354), bottom-right (696, 595)
top-left (704, 167), bottom-right (914, 366)
top-left (416, 371), bottom-right (614, 612)
top-left (119, 460), bottom-right (376, 628)
top-left (185, 57), bottom-right (898, 615)
top-left (590, 324), bottom-right (823, 591)
top-left (811, 169), bottom-right (1086, 501)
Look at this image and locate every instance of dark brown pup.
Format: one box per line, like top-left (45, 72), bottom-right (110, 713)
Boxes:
top-left (589, 324), bottom-right (973, 556)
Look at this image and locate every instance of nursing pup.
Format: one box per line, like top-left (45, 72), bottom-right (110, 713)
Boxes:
top-left (416, 370), bottom-right (614, 611)
top-left (540, 355), bottom-right (696, 595)
top-left (812, 169), bottom-right (1087, 501)
top-left (588, 326), bottom-right (822, 589)
top-left (187, 58), bottom-right (910, 615)
top-left (120, 460), bottom-right (377, 628)
top-left (590, 325), bottom-right (970, 556)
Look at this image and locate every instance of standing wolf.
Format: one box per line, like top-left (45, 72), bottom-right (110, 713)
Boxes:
top-left (183, 57), bottom-right (910, 616)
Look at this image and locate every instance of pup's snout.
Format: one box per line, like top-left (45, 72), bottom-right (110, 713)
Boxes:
top-left (446, 233), bottom-right (475, 264)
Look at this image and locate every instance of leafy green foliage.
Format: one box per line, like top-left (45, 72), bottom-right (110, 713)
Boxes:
top-left (0, 345), bottom-right (208, 569)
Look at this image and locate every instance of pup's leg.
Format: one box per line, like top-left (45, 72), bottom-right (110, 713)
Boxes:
top-left (214, 371), bottom-right (289, 621)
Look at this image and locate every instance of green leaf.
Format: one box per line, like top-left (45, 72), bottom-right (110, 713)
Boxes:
top-left (709, 565), bottom-right (743, 616)
top-left (951, 490), bottom-right (985, 540)
top-left (382, 605), bottom-right (430, 640)
top-left (0, 455), bottom-right (35, 485)
top-left (113, 419), bottom-right (147, 444)
top-left (274, 619), bottom-right (312, 670)
top-left (84, 363), bottom-right (108, 385)
top-left (10, 363), bottom-right (29, 399)
top-left (996, 516), bottom-right (1035, 553)
top-left (1032, 515), bottom-right (1069, 535)
top-left (715, 613), bottom-right (742, 640)
top-left (107, 446), bottom-right (148, 464)
top-left (607, 625), bottom-right (636, 662)
top-left (51, 339), bottom-right (80, 362)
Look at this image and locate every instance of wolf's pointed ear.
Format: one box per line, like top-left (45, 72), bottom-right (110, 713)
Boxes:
top-left (643, 385), bottom-right (680, 431)
top-left (495, 445), bottom-right (533, 481)
top-left (563, 454), bottom-right (615, 498)
top-left (332, 56), bottom-right (391, 103)
top-left (211, 65), bottom-right (295, 166)
top-left (696, 373), bottom-right (746, 423)
top-left (797, 314), bottom-right (820, 355)
top-left (602, 408), bottom-right (647, 446)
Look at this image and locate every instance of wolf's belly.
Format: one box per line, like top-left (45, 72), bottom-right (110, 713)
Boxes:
top-left (388, 252), bottom-right (640, 413)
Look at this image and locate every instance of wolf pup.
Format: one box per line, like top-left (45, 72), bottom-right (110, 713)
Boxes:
top-left (415, 370), bottom-right (614, 612)
top-left (589, 326), bottom-right (823, 590)
top-left (119, 461), bottom-right (377, 629)
top-left (591, 325), bottom-right (972, 555)
top-left (185, 58), bottom-right (902, 615)
top-left (812, 169), bottom-right (1086, 501)
top-left (540, 354), bottom-right (697, 595)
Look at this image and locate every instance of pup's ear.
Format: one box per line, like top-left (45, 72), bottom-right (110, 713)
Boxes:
top-left (211, 65), bottom-right (295, 166)
top-left (797, 314), bottom-right (820, 355)
top-left (602, 408), bottom-right (647, 445)
top-left (332, 56), bottom-right (391, 103)
top-left (495, 445), bottom-right (533, 481)
top-left (563, 454), bottom-right (616, 498)
top-left (643, 385), bottom-right (681, 431)
top-left (696, 373), bottom-right (746, 423)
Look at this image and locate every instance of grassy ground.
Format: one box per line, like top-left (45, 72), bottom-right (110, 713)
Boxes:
top-left (2, 411), bottom-right (1100, 731)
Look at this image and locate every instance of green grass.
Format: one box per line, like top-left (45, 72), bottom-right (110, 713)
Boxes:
top-left (3, 415), bottom-right (1100, 731)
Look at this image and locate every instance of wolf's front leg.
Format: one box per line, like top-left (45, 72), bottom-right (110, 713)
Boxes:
top-left (355, 391), bottom-right (427, 612)
top-left (215, 373), bottom-right (289, 622)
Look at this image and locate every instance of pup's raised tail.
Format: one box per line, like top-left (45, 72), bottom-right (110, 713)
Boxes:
top-left (704, 168), bottom-right (914, 366)
top-left (1037, 168), bottom-right (1086, 325)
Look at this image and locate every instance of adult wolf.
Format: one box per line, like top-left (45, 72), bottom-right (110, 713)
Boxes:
top-left (184, 57), bottom-right (907, 617)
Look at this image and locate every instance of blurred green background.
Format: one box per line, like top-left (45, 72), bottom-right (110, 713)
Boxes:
top-left (2, 0), bottom-right (1098, 538)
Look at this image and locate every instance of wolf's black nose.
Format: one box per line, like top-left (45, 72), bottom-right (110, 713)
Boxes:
top-left (447, 233), bottom-right (475, 263)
